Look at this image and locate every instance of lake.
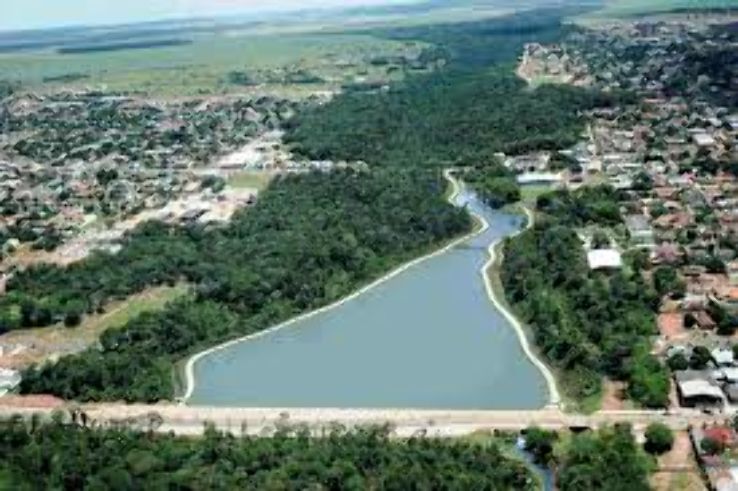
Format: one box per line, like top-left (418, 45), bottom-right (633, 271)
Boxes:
top-left (188, 188), bottom-right (550, 408)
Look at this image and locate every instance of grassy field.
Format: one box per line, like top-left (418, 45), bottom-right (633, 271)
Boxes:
top-left (227, 171), bottom-right (275, 191)
top-left (582, 0), bottom-right (738, 19)
top-left (0, 284), bottom-right (188, 369)
top-left (0, 32), bottom-right (422, 98)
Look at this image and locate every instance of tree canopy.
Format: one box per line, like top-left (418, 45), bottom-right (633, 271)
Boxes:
top-left (0, 417), bottom-right (537, 490)
top-left (18, 169), bottom-right (470, 401)
top-left (502, 187), bottom-right (668, 407)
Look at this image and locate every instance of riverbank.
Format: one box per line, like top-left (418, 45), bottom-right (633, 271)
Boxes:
top-left (480, 205), bottom-right (562, 407)
top-left (181, 170), bottom-right (482, 403)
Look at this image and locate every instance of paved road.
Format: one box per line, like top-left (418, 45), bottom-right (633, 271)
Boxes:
top-left (0, 404), bottom-right (728, 437)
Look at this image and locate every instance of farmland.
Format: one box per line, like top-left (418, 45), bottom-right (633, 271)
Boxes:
top-left (0, 32), bottom-right (426, 98)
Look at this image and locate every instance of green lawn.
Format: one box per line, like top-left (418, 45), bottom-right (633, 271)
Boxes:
top-left (227, 171), bottom-right (275, 191)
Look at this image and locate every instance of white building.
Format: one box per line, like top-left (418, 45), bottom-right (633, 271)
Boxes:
top-left (0, 368), bottom-right (21, 397)
top-left (692, 132), bottom-right (716, 147)
top-left (516, 172), bottom-right (563, 186)
top-left (587, 249), bottom-right (623, 270)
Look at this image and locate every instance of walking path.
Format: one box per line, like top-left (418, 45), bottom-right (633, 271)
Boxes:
top-left (0, 403), bottom-right (721, 437)
top-left (481, 205), bottom-right (562, 406)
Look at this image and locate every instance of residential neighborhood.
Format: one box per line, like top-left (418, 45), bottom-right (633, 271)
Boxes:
top-left (520, 14), bottom-right (738, 414)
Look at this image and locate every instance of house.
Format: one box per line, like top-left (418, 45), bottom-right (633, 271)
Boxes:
top-left (724, 384), bottom-right (738, 404)
top-left (675, 370), bottom-right (725, 407)
top-left (651, 242), bottom-right (683, 265)
top-left (0, 368), bottom-right (20, 396)
top-left (694, 311), bottom-right (717, 330)
top-left (625, 214), bottom-right (655, 247)
top-left (716, 368), bottom-right (738, 384)
top-left (712, 347), bottom-right (735, 367)
top-left (693, 132), bottom-right (716, 147)
top-left (653, 212), bottom-right (694, 230)
top-left (587, 249), bottom-right (623, 270)
top-left (713, 286), bottom-right (738, 314)
top-left (516, 172), bottom-right (563, 186)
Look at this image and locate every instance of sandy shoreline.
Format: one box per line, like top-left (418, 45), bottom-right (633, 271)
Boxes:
top-left (182, 170), bottom-right (559, 407)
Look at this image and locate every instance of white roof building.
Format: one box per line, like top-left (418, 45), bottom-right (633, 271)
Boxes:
top-left (713, 347), bottom-right (735, 366)
top-left (678, 379), bottom-right (725, 401)
top-left (0, 368), bottom-right (20, 397)
top-left (718, 367), bottom-right (738, 383)
top-left (516, 172), bottom-right (563, 185)
top-left (693, 132), bottom-right (716, 147)
top-left (587, 249), bottom-right (623, 270)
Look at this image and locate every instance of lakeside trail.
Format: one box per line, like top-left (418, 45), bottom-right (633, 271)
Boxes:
top-left (182, 170), bottom-right (560, 407)
top-left (481, 206), bottom-right (561, 407)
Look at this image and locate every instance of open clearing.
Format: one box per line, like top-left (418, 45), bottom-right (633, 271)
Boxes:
top-left (650, 431), bottom-right (706, 491)
top-left (227, 171), bottom-right (275, 191)
top-left (0, 284), bottom-right (187, 370)
top-left (0, 33), bottom-right (422, 98)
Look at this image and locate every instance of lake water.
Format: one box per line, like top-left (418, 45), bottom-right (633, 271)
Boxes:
top-left (189, 188), bottom-right (549, 408)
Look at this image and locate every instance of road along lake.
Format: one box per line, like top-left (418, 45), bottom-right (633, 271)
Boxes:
top-left (188, 186), bottom-right (551, 409)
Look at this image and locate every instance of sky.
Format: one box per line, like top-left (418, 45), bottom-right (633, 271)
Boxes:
top-left (3, 0), bottom-right (416, 32)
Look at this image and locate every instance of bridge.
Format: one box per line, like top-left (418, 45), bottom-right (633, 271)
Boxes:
top-left (0, 403), bottom-right (729, 437)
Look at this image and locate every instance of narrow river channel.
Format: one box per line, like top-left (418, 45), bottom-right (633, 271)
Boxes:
top-left (188, 187), bottom-right (549, 408)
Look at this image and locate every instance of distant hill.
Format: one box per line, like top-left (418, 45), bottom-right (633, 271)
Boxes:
top-left (586, 0), bottom-right (738, 18)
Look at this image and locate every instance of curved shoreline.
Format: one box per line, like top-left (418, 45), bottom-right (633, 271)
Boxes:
top-left (182, 170), bottom-right (477, 403)
top-left (182, 170), bottom-right (559, 407)
top-left (481, 206), bottom-right (561, 407)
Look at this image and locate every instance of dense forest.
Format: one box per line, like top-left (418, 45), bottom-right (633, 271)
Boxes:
top-left (11, 8), bottom-right (630, 402)
top-left (0, 418), bottom-right (537, 490)
top-left (17, 169), bottom-right (470, 401)
top-left (0, 416), bottom-right (655, 490)
top-left (285, 10), bottom-right (628, 169)
top-left (501, 186), bottom-right (669, 407)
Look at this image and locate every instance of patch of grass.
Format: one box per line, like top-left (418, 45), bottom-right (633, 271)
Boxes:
top-left (82, 284), bottom-right (189, 334)
top-left (563, 387), bottom-right (603, 414)
top-left (227, 171), bottom-right (275, 191)
top-left (520, 184), bottom-right (553, 204)
top-left (0, 285), bottom-right (188, 368)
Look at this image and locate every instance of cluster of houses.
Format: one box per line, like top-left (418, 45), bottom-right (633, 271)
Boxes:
top-left (691, 423), bottom-right (738, 490)
top-left (514, 16), bottom-right (738, 410)
top-left (517, 42), bottom-right (592, 86)
top-left (0, 92), bottom-right (301, 262)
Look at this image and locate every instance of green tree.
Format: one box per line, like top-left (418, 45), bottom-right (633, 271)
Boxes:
top-left (700, 437), bottom-right (723, 455)
top-left (653, 266), bottom-right (685, 299)
top-left (667, 352), bottom-right (689, 371)
top-left (644, 423), bottom-right (674, 455)
top-left (558, 425), bottom-right (650, 491)
top-left (690, 346), bottom-right (712, 370)
top-left (524, 426), bottom-right (558, 465)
